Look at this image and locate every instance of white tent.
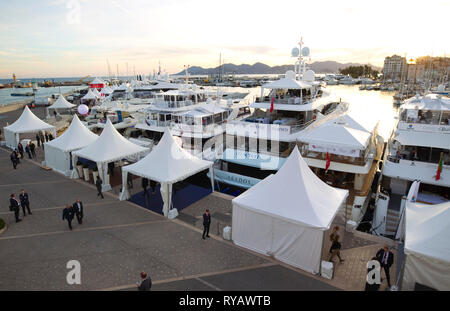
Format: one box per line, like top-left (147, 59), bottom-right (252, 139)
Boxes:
top-left (71, 119), bottom-right (148, 191)
top-left (401, 93), bottom-right (450, 111)
top-left (89, 77), bottom-right (106, 86)
top-left (46, 95), bottom-right (76, 118)
top-left (44, 115), bottom-right (98, 176)
top-left (3, 106), bottom-right (56, 149)
top-left (232, 146), bottom-right (348, 274)
top-left (401, 182), bottom-right (450, 291)
top-left (81, 89), bottom-right (98, 101)
top-left (92, 88), bottom-right (101, 98)
top-left (100, 86), bottom-right (113, 96)
top-left (119, 128), bottom-right (214, 217)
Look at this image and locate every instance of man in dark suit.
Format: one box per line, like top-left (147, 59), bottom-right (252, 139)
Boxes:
top-left (9, 193), bottom-right (21, 223)
top-left (96, 177), bottom-right (104, 199)
top-left (62, 204), bottom-right (75, 230)
top-left (72, 199), bottom-right (83, 224)
top-left (19, 189), bottom-right (32, 216)
top-left (10, 151), bottom-right (18, 169)
top-left (35, 134), bottom-right (41, 147)
top-left (17, 142), bottom-right (24, 159)
top-left (376, 245), bottom-right (394, 288)
top-left (141, 177), bottom-right (149, 197)
top-left (136, 272), bottom-right (152, 291)
top-left (202, 209), bottom-right (211, 239)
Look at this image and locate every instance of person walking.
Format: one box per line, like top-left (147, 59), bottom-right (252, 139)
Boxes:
top-left (72, 199), bottom-right (83, 224)
top-left (127, 173), bottom-right (133, 189)
top-left (10, 151), bottom-right (18, 169)
top-left (45, 132), bottom-right (49, 142)
top-left (202, 209), bottom-right (211, 239)
top-left (96, 177), bottom-right (104, 199)
top-left (62, 204), bottom-right (75, 230)
top-left (19, 189), bottom-right (32, 216)
top-left (141, 177), bottom-right (149, 197)
top-left (328, 226), bottom-right (344, 263)
top-left (30, 142), bottom-right (36, 158)
top-left (17, 142), bottom-right (24, 159)
top-left (48, 133), bottom-right (54, 141)
top-left (39, 132), bottom-right (45, 145)
top-left (376, 245), bottom-right (394, 288)
top-left (35, 134), bottom-right (41, 148)
top-left (25, 144), bottom-right (32, 159)
top-left (53, 110), bottom-right (57, 119)
top-left (9, 194), bottom-right (21, 223)
top-left (136, 272), bottom-right (152, 291)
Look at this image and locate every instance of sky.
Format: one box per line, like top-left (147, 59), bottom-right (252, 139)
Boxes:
top-left (0, 0), bottom-right (448, 78)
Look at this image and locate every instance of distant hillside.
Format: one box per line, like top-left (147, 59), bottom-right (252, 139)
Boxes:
top-left (175, 61), bottom-right (381, 75)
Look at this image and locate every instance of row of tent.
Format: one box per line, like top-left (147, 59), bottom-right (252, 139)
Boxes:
top-left (2, 105), bottom-right (449, 288)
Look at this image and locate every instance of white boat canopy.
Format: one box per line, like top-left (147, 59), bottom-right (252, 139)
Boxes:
top-left (44, 115), bottom-right (98, 175)
top-left (262, 77), bottom-right (312, 90)
top-left (3, 105), bottom-right (56, 148)
top-left (232, 146), bottom-right (348, 274)
top-left (71, 119), bottom-right (148, 191)
top-left (297, 122), bottom-right (372, 150)
top-left (401, 181), bottom-right (450, 291)
top-left (402, 94), bottom-right (450, 111)
top-left (119, 128), bottom-right (214, 217)
top-left (393, 131), bottom-right (450, 150)
top-left (332, 112), bottom-right (379, 133)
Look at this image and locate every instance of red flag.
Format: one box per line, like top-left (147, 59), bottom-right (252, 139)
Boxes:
top-left (270, 97), bottom-right (274, 113)
top-left (436, 152), bottom-right (443, 181)
top-left (325, 152), bottom-right (330, 172)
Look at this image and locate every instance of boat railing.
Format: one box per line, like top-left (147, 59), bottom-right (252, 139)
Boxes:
top-left (255, 96), bottom-right (312, 105)
top-left (153, 99), bottom-right (195, 109)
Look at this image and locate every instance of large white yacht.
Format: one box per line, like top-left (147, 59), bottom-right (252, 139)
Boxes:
top-left (373, 93), bottom-right (450, 237)
top-left (211, 41), bottom-right (349, 195)
top-left (134, 85), bottom-right (252, 156)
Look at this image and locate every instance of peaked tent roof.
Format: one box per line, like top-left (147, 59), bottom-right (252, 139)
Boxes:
top-left (73, 119), bottom-right (148, 163)
top-left (100, 86), bottom-right (113, 94)
top-left (45, 115), bottom-right (98, 152)
top-left (92, 88), bottom-right (101, 97)
top-left (82, 88), bottom-right (98, 100)
top-left (4, 105), bottom-right (55, 133)
top-left (405, 200), bottom-right (450, 262)
top-left (232, 147), bottom-right (348, 229)
top-left (297, 123), bottom-right (371, 150)
top-left (89, 77), bottom-right (106, 85)
top-left (262, 78), bottom-right (312, 89)
top-left (122, 128), bottom-right (213, 184)
top-left (48, 94), bottom-right (76, 109)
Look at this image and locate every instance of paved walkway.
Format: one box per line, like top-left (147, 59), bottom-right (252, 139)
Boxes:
top-left (0, 147), bottom-right (340, 291)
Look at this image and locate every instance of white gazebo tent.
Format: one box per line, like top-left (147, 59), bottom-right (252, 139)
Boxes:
top-left (401, 182), bottom-right (450, 291)
top-left (71, 119), bottom-right (149, 191)
top-left (100, 86), bottom-right (113, 97)
top-left (119, 128), bottom-right (214, 217)
top-left (46, 94), bottom-right (76, 118)
top-left (92, 88), bottom-right (101, 98)
top-left (3, 105), bottom-right (56, 149)
top-left (81, 89), bottom-right (99, 103)
top-left (44, 115), bottom-right (98, 176)
top-left (232, 146), bottom-right (348, 274)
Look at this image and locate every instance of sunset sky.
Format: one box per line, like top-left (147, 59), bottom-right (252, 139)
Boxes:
top-left (0, 0), bottom-right (448, 78)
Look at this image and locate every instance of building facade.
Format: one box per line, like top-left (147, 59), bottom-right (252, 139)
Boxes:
top-left (383, 55), bottom-right (407, 81)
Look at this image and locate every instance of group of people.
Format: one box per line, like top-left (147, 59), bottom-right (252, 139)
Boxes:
top-left (62, 199), bottom-right (84, 230)
top-left (141, 178), bottom-right (157, 197)
top-left (9, 190), bottom-right (32, 223)
top-left (327, 227), bottom-right (395, 291)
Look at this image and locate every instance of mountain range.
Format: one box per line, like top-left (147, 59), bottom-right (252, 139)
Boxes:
top-left (175, 61), bottom-right (381, 75)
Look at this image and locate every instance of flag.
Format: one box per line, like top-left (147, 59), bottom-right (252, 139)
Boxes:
top-left (435, 152), bottom-right (443, 181)
top-left (270, 97), bottom-right (274, 113)
top-left (325, 152), bottom-right (330, 172)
